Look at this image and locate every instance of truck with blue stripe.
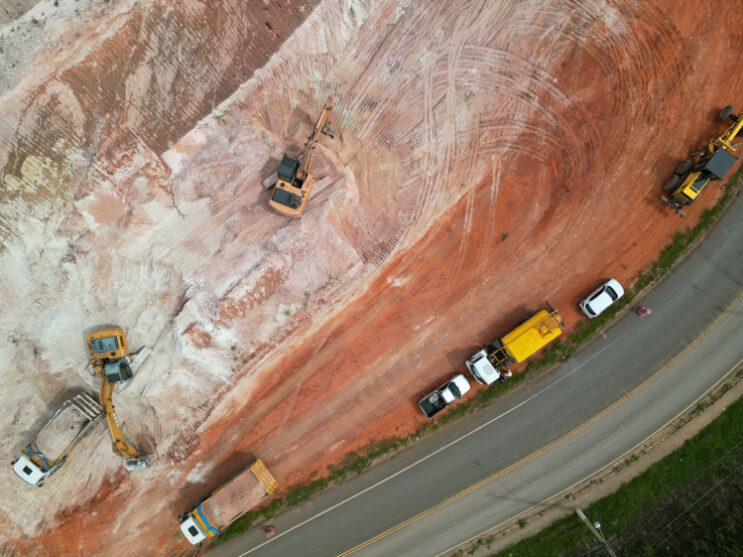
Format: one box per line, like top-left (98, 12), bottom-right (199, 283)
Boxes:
top-left (179, 458), bottom-right (278, 545)
top-left (11, 392), bottom-right (102, 487)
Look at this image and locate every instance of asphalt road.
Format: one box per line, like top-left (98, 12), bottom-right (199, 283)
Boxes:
top-left (212, 191), bottom-right (743, 557)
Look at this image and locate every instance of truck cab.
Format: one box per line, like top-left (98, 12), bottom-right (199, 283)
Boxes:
top-left (11, 453), bottom-right (47, 486)
top-left (179, 514), bottom-right (208, 545)
top-left (466, 348), bottom-right (501, 385)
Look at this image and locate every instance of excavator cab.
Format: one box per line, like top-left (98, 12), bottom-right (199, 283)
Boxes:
top-left (88, 329), bottom-right (132, 383)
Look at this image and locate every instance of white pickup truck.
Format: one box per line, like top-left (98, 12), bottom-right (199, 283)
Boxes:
top-left (418, 374), bottom-right (471, 418)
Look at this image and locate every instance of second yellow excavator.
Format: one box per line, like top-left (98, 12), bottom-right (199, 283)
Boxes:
top-left (269, 95), bottom-right (335, 217)
top-left (86, 328), bottom-right (150, 471)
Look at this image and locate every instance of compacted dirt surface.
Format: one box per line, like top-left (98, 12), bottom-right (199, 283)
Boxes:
top-left (2, 1), bottom-right (743, 555)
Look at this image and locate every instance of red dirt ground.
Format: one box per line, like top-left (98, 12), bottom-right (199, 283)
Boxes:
top-left (5, 1), bottom-right (743, 556)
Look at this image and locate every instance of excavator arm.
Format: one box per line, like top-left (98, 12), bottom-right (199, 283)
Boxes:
top-left (297, 95), bottom-right (334, 181)
top-left (99, 376), bottom-right (150, 470)
top-left (710, 111), bottom-right (743, 153)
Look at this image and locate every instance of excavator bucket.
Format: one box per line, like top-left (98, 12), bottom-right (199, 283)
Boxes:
top-left (125, 456), bottom-right (151, 471)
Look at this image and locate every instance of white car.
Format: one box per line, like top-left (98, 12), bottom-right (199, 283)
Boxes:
top-left (579, 279), bottom-right (624, 318)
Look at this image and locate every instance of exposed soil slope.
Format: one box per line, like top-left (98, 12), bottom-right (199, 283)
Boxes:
top-left (1, 1), bottom-right (742, 556)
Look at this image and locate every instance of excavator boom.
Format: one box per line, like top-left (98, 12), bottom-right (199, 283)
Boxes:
top-left (709, 111), bottom-right (743, 153)
top-left (297, 95), bottom-right (334, 181)
top-left (99, 377), bottom-right (150, 470)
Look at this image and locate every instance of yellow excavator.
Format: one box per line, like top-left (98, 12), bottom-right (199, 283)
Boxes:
top-left (86, 328), bottom-right (150, 471)
top-left (662, 105), bottom-right (743, 216)
top-left (269, 95), bottom-right (335, 217)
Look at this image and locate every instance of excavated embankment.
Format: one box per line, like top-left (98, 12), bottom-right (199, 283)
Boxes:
top-left (1, 1), bottom-right (742, 555)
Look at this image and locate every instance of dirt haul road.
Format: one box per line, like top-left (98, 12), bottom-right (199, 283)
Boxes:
top-left (1, 1), bottom-right (742, 555)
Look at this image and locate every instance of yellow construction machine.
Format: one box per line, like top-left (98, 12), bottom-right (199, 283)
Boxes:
top-left (662, 105), bottom-right (743, 216)
top-left (11, 392), bottom-right (102, 487)
top-left (86, 328), bottom-right (150, 471)
top-left (269, 95), bottom-right (335, 217)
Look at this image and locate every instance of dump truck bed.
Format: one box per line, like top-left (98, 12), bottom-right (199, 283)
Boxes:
top-left (502, 309), bottom-right (563, 363)
top-left (418, 391), bottom-right (446, 418)
top-left (201, 461), bottom-right (276, 528)
top-left (34, 394), bottom-right (101, 463)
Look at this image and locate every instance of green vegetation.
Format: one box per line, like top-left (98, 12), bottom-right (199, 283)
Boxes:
top-left (496, 384), bottom-right (743, 556)
top-left (215, 172), bottom-right (741, 546)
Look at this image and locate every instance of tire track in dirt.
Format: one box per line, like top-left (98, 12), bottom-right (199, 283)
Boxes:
top-left (198, 0), bottom-right (743, 502)
top-left (7, 1), bottom-right (743, 556)
top-left (186, 0), bottom-right (668, 490)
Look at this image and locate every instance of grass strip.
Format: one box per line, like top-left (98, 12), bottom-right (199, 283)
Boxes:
top-left (215, 172), bottom-right (741, 546)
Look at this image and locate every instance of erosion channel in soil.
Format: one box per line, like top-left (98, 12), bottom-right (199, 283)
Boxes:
top-left (1, 1), bottom-right (742, 555)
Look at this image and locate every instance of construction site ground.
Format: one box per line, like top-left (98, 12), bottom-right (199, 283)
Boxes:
top-left (2, 1), bottom-right (743, 556)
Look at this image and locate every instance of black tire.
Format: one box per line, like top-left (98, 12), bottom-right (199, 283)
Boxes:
top-left (674, 160), bottom-right (692, 175)
top-left (718, 105), bottom-right (735, 121)
top-left (663, 174), bottom-right (681, 191)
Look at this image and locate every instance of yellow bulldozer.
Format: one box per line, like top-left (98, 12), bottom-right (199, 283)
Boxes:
top-left (86, 328), bottom-right (150, 471)
top-left (269, 95), bottom-right (335, 217)
top-left (662, 105), bottom-right (743, 217)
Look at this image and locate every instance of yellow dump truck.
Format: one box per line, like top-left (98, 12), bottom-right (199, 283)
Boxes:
top-left (466, 304), bottom-right (564, 385)
top-left (179, 459), bottom-right (278, 545)
top-left (11, 392), bottom-right (102, 487)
